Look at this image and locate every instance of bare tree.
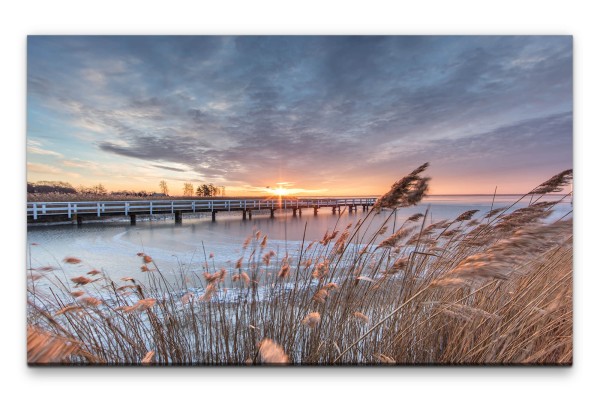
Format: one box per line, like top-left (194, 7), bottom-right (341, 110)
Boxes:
top-left (183, 182), bottom-right (194, 197)
top-left (77, 183), bottom-right (107, 195)
top-left (93, 183), bottom-right (107, 195)
top-left (159, 180), bottom-right (169, 196)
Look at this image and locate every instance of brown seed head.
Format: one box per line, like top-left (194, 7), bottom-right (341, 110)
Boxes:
top-left (378, 227), bottom-right (416, 248)
top-left (79, 296), bottom-right (102, 307)
top-left (141, 350), bottom-right (155, 365)
top-left (529, 169), bottom-right (573, 195)
top-left (408, 213), bottom-right (425, 222)
top-left (204, 268), bottom-right (226, 284)
top-left (55, 305), bottom-right (83, 316)
top-left (200, 283), bottom-right (217, 301)
top-left (373, 163), bottom-right (430, 213)
top-left (302, 312), bottom-right (321, 328)
top-left (87, 269), bottom-right (101, 276)
top-left (278, 264), bottom-right (291, 279)
top-left (455, 209), bottom-right (479, 222)
top-left (312, 289), bottom-right (328, 304)
top-left (258, 339), bottom-right (289, 365)
top-left (242, 236), bottom-right (252, 249)
top-left (312, 261), bottom-right (330, 280)
top-left (71, 276), bottom-right (92, 286)
top-left (353, 311), bottom-right (369, 324)
top-left (375, 354), bottom-right (396, 364)
top-left (137, 298), bottom-right (156, 310)
top-left (27, 326), bottom-right (85, 364)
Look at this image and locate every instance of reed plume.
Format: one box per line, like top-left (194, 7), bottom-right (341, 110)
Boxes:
top-left (27, 326), bottom-right (98, 364)
top-left (377, 227), bottom-right (416, 248)
top-left (141, 350), bottom-right (155, 365)
top-left (529, 169), bottom-right (573, 194)
top-left (434, 220), bottom-right (572, 288)
top-left (353, 312), bottom-right (369, 324)
top-left (70, 276), bottom-right (93, 286)
top-left (258, 339), bottom-right (289, 365)
top-left (372, 162), bottom-right (430, 213)
top-left (302, 312), bottom-right (321, 328)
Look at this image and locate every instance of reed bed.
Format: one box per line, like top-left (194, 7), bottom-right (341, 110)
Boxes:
top-left (26, 164), bottom-right (573, 366)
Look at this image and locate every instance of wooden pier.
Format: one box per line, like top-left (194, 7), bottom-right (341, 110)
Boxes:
top-left (27, 197), bottom-right (377, 226)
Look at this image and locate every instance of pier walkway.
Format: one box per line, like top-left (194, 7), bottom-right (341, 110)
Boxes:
top-left (27, 197), bottom-right (377, 225)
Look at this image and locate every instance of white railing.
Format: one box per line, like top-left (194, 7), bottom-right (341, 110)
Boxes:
top-left (27, 198), bottom-right (377, 220)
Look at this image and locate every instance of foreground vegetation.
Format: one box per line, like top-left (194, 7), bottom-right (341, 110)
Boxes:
top-left (27, 164), bottom-right (573, 365)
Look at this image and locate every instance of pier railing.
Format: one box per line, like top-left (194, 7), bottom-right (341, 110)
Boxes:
top-left (27, 197), bottom-right (377, 222)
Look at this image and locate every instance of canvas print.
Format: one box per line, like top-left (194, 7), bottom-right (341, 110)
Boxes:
top-left (26, 36), bottom-right (573, 366)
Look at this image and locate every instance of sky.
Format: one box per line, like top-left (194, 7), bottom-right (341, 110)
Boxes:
top-left (26, 36), bottom-right (573, 196)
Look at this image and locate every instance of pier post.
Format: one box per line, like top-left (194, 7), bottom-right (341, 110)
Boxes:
top-left (175, 211), bottom-right (182, 224)
top-left (212, 211), bottom-right (217, 222)
top-left (292, 207), bottom-right (297, 217)
top-left (76, 215), bottom-right (83, 227)
top-left (248, 209), bottom-right (252, 220)
top-left (332, 206), bottom-right (336, 214)
top-left (270, 208), bottom-right (275, 218)
top-left (130, 214), bottom-right (137, 225)
top-left (314, 206), bottom-right (318, 216)
top-left (348, 205), bottom-right (353, 213)
top-left (242, 209), bottom-right (247, 220)
top-left (298, 208), bottom-right (302, 216)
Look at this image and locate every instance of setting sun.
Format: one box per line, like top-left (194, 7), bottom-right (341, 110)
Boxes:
top-left (272, 187), bottom-right (289, 196)
top-left (269, 185), bottom-right (292, 196)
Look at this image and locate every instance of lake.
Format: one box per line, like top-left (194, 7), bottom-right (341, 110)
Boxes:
top-left (27, 195), bottom-right (572, 292)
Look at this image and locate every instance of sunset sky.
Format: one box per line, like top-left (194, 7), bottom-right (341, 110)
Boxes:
top-left (26, 36), bottom-right (572, 196)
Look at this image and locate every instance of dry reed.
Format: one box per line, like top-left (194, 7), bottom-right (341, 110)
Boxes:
top-left (27, 164), bottom-right (572, 366)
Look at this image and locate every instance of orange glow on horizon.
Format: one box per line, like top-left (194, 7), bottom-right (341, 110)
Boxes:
top-left (27, 168), bottom-right (572, 197)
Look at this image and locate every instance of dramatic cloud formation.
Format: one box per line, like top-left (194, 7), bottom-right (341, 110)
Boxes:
top-left (27, 36), bottom-right (572, 195)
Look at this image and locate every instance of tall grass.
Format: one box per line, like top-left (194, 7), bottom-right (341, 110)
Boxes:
top-left (26, 165), bottom-right (573, 365)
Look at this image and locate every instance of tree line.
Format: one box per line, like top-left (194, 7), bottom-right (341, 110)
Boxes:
top-left (164, 180), bottom-right (225, 197)
top-left (28, 180), bottom-right (226, 198)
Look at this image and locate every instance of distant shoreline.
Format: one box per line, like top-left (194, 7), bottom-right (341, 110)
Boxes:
top-left (26, 192), bottom-right (572, 203)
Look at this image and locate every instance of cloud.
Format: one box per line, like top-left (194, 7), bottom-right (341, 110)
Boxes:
top-left (61, 159), bottom-right (97, 169)
top-left (27, 138), bottom-right (64, 158)
top-left (27, 146), bottom-right (63, 158)
top-left (26, 36), bottom-right (572, 193)
top-left (151, 164), bottom-right (187, 172)
top-left (28, 162), bottom-right (66, 175)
